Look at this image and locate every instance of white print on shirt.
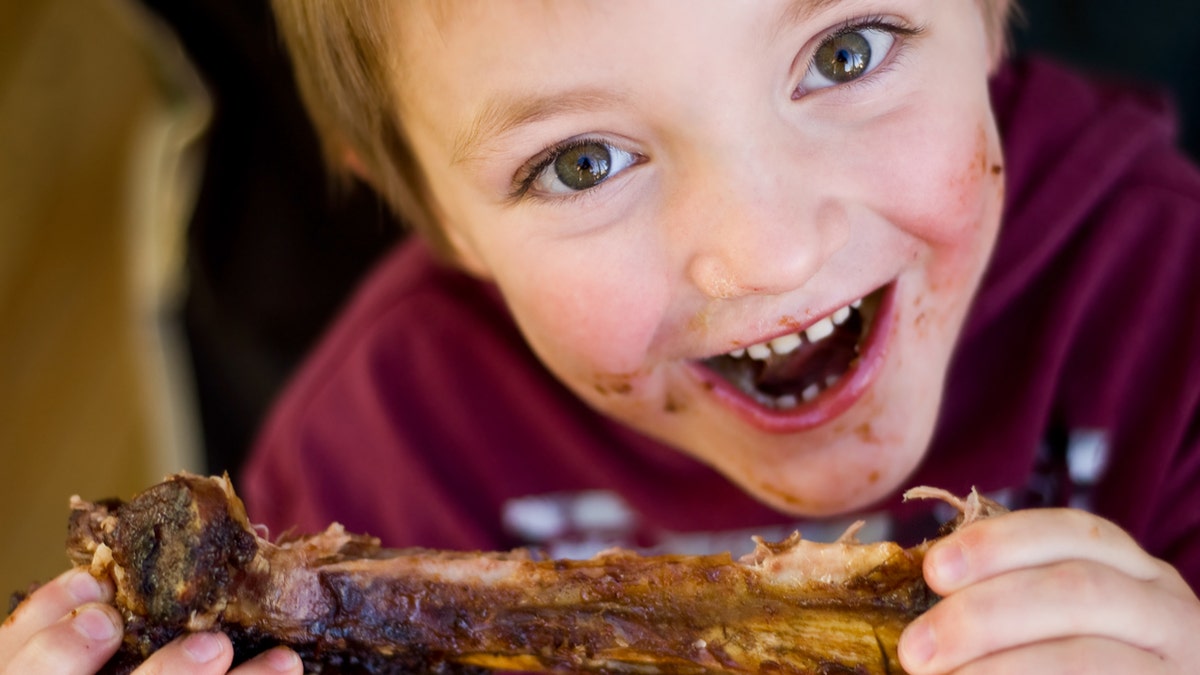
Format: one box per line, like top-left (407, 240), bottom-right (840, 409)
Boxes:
top-left (502, 490), bottom-right (635, 551)
top-left (1025, 427), bottom-right (1111, 512)
top-left (501, 430), bottom-right (1109, 558)
top-left (1066, 428), bottom-right (1110, 510)
top-left (501, 490), bottom-right (893, 560)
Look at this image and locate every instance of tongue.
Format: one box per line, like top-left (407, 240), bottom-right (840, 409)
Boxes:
top-left (701, 310), bottom-right (867, 403)
top-left (756, 325), bottom-right (860, 397)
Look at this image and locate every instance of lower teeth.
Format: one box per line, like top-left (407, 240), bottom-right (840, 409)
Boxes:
top-left (759, 373), bottom-right (842, 410)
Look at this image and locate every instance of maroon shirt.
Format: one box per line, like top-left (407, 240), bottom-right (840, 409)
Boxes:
top-left (242, 59), bottom-right (1200, 589)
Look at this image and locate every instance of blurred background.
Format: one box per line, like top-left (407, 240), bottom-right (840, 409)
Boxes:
top-left (2, 0), bottom-right (1197, 599)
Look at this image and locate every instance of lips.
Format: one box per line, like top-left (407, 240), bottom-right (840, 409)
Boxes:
top-left (693, 283), bottom-right (894, 432)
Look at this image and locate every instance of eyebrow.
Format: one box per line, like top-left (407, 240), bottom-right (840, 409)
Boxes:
top-left (451, 88), bottom-right (628, 165)
top-left (450, 0), bottom-right (845, 164)
top-left (779, 0), bottom-right (847, 26)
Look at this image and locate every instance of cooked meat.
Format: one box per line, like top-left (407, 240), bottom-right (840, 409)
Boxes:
top-left (63, 473), bottom-right (1003, 674)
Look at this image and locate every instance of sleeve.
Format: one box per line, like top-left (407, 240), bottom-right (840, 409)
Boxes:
top-left (1078, 146), bottom-right (1200, 593)
top-left (238, 321), bottom-right (494, 550)
top-left (237, 265), bottom-right (513, 551)
top-left (1153, 425), bottom-right (1200, 592)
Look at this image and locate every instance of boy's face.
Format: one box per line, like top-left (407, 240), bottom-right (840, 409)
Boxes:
top-left (395, 0), bottom-right (1006, 516)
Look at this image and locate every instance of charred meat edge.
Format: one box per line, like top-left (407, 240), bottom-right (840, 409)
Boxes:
top-left (60, 473), bottom-right (1004, 674)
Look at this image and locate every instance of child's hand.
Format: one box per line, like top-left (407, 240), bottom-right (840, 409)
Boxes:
top-left (0, 568), bottom-right (302, 675)
top-left (899, 508), bottom-right (1200, 673)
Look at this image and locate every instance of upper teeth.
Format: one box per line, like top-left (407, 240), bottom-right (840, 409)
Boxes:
top-left (805, 316), bottom-right (835, 343)
top-left (769, 332), bottom-right (802, 355)
top-left (728, 297), bottom-right (861, 361)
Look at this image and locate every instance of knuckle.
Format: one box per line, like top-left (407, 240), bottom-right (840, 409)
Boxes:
top-left (1149, 556), bottom-right (1186, 588)
top-left (1050, 639), bottom-right (1101, 671)
top-left (922, 592), bottom-right (990, 657)
top-left (135, 656), bottom-right (169, 675)
top-left (7, 624), bottom-right (99, 674)
top-left (1057, 508), bottom-right (1130, 546)
top-left (1042, 559), bottom-right (1106, 603)
top-left (949, 517), bottom-right (993, 552)
top-left (1059, 642), bottom-right (1166, 675)
top-left (1151, 591), bottom-right (1200, 656)
top-left (954, 638), bottom-right (1168, 675)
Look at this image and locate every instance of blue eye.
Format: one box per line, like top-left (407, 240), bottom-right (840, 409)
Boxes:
top-left (527, 139), bottom-right (640, 195)
top-left (798, 26), bottom-right (899, 93)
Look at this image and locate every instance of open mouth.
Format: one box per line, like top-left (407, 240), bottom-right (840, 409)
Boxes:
top-left (700, 286), bottom-right (886, 411)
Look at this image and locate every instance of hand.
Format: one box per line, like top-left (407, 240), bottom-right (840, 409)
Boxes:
top-left (1, 567), bottom-right (302, 675)
top-left (898, 508), bottom-right (1200, 673)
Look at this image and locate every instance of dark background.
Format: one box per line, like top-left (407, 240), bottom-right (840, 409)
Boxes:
top-left (136, 0), bottom-right (1200, 481)
top-left (1012, 0), bottom-right (1199, 157)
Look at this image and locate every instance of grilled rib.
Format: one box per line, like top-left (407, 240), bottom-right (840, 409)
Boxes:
top-left (63, 473), bottom-right (1002, 674)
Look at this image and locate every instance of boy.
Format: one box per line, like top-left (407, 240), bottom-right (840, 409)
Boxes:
top-left (5, 1), bottom-right (1199, 672)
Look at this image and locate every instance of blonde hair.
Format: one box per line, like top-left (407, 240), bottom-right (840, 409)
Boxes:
top-left (979, 0), bottom-right (1021, 64)
top-left (271, 1), bottom-right (450, 253)
top-left (272, 1), bottom-right (1017, 256)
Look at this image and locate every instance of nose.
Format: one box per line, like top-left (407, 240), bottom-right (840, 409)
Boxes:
top-left (678, 162), bottom-right (850, 300)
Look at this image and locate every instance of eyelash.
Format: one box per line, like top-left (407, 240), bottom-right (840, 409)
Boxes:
top-left (796, 15), bottom-right (925, 97)
top-left (509, 15), bottom-right (925, 203)
top-left (509, 137), bottom-right (642, 202)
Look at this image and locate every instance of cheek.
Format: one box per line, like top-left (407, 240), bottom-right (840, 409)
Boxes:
top-left (430, 158), bottom-right (674, 382)
top-left (865, 109), bottom-right (1003, 248)
top-left (490, 233), bottom-right (671, 377)
top-left (849, 104), bottom-right (1004, 345)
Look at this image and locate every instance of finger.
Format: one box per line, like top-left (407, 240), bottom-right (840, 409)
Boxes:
top-left (0, 568), bottom-right (113, 653)
top-left (924, 509), bottom-right (1173, 594)
top-left (230, 647), bottom-right (304, 674)
top-left (1, 602), bottom-right (123, 675)
top-left (133, 632), bottom-right (234, 675)
top-left (947, 636), bottom-right (1170, 675)
top-left (899, 560), bottom-right (1197, 674)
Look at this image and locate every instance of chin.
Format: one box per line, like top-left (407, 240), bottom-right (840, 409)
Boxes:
top-left (686, 389), bottom-right (932, 516)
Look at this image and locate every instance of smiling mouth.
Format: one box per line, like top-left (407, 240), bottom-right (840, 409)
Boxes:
top-left (700, 287), bottom-right (885, 410)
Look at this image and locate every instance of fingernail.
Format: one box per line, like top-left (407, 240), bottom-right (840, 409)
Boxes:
top-left (931, 542), bottom-right (966, 586)
top-left (265, 647), bottom-right (301, 671)
top-left (183, 632), bottom-right (224, 663)
top-left (900, 620), bottom-right (936, 667)
top-left (73, 606), bottom-right (117, 641)
top-left (65, 570), bottom-right (103, 604)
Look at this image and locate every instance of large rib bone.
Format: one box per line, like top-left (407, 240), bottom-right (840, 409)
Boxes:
top-left (64, 473), bottom-right (1003, 674)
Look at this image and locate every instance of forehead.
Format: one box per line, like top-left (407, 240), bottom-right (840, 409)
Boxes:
top-left (391, 0), bottom-right (999, 53)
top-left (391, 2), bottom-right (692, 151)
top-left (395, 0), bottom-right (880, 61)
top-left (390, 2), bottom-right (831, 121)
top-left (387, 1), bottom-right (991, 158)
top-left (406, 0), bottom-right (852, 28)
